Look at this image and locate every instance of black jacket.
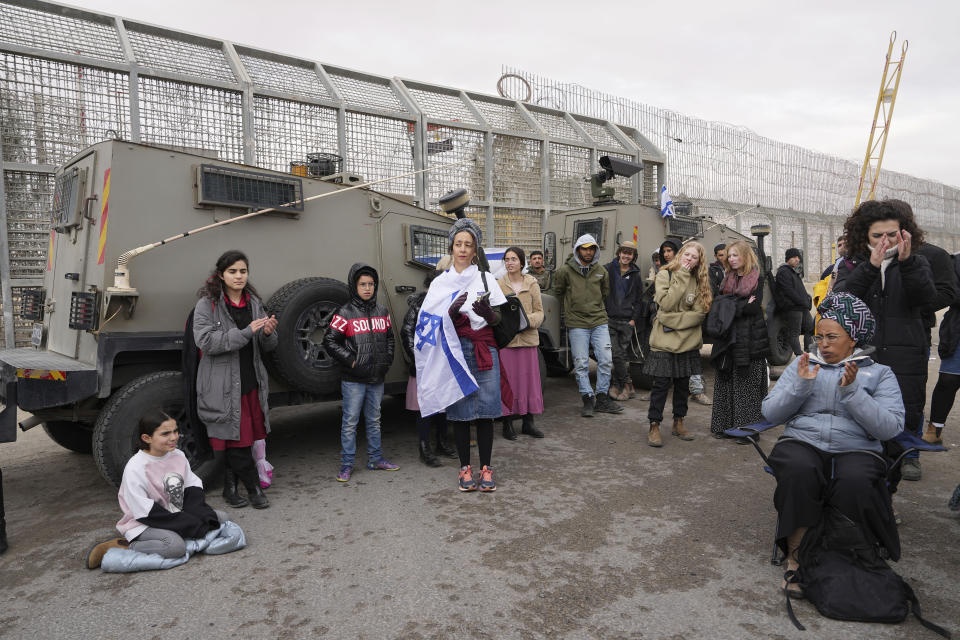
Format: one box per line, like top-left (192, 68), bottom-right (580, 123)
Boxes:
top-left (604, 259), bottom-right (644, 322)
top-left (722, 274), bottom-right (769, 366)
top-left (938, 253), bottom-right (960, 359)
top-left (774, 263), bottom-right (812, 312)
top-left (915, 243), bottom-right (959, 342)
top-left (401, 291), bottom-right (426, 377)
top-left (323, 263), bottom-right (396, 384)
top-left (706, 294), bottom-right (738, 371)
top-left (834, 252), bottom-right (935, 377)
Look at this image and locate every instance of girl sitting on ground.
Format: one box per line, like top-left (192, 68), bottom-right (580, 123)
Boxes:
top-left (86, 411), bottom-right (227, 569)
top-left (761, 292), bottom-right (903, 595)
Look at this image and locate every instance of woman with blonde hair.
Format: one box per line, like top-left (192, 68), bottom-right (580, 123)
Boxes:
top-left (710, 240), bottom-right (770, 438)
top-left (644, 241), bottom-right (712, 447)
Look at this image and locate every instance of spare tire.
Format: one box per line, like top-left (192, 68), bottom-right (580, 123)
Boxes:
top-left (766, 312), bottom-right (793, 366)
top-left (265, 277), bottom-right (350, 395)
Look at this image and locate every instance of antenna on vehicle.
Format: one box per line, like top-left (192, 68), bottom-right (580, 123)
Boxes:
top-left (107, 157), bottom-right (477, 317)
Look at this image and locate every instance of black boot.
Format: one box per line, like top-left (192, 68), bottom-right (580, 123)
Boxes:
top-left (228, 448), bottom-right (268, 509)
top-left (521, 414), bottom-right (544, 438)
top-left (581, 393), bottom-right (595, 417)
top-left (435, 420), bottom-right (457, 458)
top-left (217, 450), bottom-right (247, 508)
top-left (419, 440), bottom-right (442, 467)
top-left (502, 416), bottom-right (518, 440)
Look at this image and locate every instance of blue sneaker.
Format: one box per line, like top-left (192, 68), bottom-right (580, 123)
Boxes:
top-left (367, 459), bottom-right (399, 471)
top-left (336, 466), bottom-right (352, 482)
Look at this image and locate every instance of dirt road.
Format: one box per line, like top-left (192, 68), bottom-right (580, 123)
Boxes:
top-left (1, 363), bottom-right (958, 639)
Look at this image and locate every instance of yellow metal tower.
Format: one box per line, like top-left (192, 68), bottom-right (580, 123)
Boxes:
top-left (855, 31), bottom-right (908, 207)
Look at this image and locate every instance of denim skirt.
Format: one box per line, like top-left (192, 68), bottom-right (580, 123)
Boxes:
top-left (446, 337), bottom-right (502, 421)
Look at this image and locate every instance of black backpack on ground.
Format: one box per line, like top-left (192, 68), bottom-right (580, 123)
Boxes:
top-left (785, 507), bottom-right (950, 637)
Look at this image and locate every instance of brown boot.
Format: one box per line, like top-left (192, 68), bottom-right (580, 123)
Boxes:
top-left (921, 422), bottom-right (943, 445)
top-left (648, 422), bottom-right (663, 448)
top-left (672, 416), bottom-right (694, 441)
top-left (85, 537), bottom-right (129, 569)
top-left (624, 381), bottom-right (637, 399)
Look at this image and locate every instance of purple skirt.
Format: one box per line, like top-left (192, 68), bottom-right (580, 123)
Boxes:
top-left (500, 346), bottom-right (543, 416)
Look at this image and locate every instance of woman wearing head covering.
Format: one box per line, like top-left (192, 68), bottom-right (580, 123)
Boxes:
top-left (761, 292), bottom-right (904, 596)
top-left (424, 217), bottom-right (507, 492)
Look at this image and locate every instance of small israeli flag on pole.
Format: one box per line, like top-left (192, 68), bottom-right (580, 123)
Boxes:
top-left (660, 185), bottom-right (676, 219)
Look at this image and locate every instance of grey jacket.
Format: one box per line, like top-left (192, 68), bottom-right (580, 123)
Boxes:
top-left (193, 294), bottom-right (278, 440)
top-left (761, 349), bottom-right (903, 453)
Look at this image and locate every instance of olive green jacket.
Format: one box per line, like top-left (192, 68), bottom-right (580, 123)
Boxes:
top-left (649, 267), bottom-right (707, 354)
top-left (552, 254), bottom-right (610, 329)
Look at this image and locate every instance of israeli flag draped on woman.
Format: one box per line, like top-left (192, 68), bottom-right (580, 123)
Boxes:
top-left (414, 263), bottom-right (506, 416)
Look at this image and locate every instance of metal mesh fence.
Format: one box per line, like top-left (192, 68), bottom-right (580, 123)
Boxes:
top-left (407, 87), bottom-right (478, 125)
top-left (574, 117), bottom-right (625, 151)
top-left (527, 108), bottom-right (583, 143)
top-left (492, 135), bottom-right (541, 204)
top-left (548, 142), bottom-right (590, 209)
top-left (3, 169), bottom-right (51, 278)
top-left (328, 71), bottom-right (406, 113)
top-left (494, 207), bottom-right (542, 252)
top-left (470, 96), bottom-right (535, 133)
top-left (239, 52), bottom-right (331, 102)
top-left (424, 125), bottom-right (485, 202)
top-left (0, 3), bottom-right (125, 62)
top-left (0, 53), bottom-right (130, 165)
top-left (128, 28), bottom-right (236, 83)
top-left (137, 77), bottom-right (244, 162)
top-left (252, 96), bottom-right (338, 172)
top-left (344, 111), bottom-right (415, 195)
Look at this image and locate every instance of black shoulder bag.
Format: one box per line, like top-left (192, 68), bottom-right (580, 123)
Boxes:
top-left (481, 271), bottom-right (529, 349)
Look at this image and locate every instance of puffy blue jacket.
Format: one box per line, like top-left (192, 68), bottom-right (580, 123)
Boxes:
top-left (761, 350), bottom-right (904, 453)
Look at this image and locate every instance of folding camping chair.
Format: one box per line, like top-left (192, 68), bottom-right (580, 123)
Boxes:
top-left (725, 421), bottom-right (949, 565)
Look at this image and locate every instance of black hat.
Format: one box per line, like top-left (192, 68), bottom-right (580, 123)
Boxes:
top-left (785, 248), bottom-right (802, 261)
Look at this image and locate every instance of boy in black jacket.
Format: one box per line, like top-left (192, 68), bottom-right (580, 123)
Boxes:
top-left (323, 263), bottom-right (398, 482)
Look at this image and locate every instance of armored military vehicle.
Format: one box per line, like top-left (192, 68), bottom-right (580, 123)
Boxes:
top-left (0, 140), bottom-right (565, 486)
top-left (537, 156), bottom-right (793, 383)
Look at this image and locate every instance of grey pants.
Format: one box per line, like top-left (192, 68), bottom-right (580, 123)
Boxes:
top-left (130, 509), bottom-right (228, 559)
top-left (608, 318), bottom-right (634, 387)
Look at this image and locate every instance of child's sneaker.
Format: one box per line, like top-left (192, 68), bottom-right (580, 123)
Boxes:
top-left (367, 459), bottom-right (399, 471)
top-left (478, 465), bottom-right (496, 492)
top-left (336, 466), bottom-right (353, 482)
top-left (458, 465), bottom-right (477, 492)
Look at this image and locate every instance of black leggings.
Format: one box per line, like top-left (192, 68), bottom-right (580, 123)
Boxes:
top-left (451, 419), bottom-right (493, 468)
top-left (930, 371), bottom-right (960, 424)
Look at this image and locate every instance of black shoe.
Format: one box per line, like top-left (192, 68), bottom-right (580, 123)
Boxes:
top-left (419, 440), bottom-right (442, 467)
top-left (595, 392), bottom-right (624, 414)
top-left (436, 426), bottom-right (458, 458)
top-left (502, 417), bottom-right (518, 440)
top-left (581, 394), bottom-right (595, 417)
top-left (521, 414), bottom-right (544, 438)
top-left (222, 468), bottom-right (248, 508)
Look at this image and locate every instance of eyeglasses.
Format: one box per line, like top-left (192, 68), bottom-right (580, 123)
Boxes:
top-left (813, 334), bottom-right (844, 344)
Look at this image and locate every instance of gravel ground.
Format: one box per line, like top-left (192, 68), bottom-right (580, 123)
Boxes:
top-left (1, 358), bottom-right (958, 639)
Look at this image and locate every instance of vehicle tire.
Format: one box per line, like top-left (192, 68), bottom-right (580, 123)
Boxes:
top-left (541, 349), bottom-right (573, 377)
top-left (766, 312), bottom-right (793, 366)
top-left (264, 277), bottom-right (350, 395)
top-left (42, 421), bottom-right (93, 454)
top-left (93, 371), bottom-right (215, 487)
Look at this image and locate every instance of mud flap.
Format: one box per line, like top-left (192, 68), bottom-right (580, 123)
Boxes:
top-left (0, 379), bottom-right (17, 443)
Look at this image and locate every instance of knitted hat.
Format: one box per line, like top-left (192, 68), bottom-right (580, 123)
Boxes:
top-left (448, 217), bottom-right (483, 250)
top-left (817, 292), bottom-right (876, 347)
top-left (785, 248), bottom-right (802, 261)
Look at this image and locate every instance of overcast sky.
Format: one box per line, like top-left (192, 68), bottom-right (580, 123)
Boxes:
top-left (69, 0), bottom-right (959, 188)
